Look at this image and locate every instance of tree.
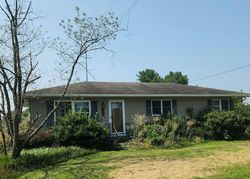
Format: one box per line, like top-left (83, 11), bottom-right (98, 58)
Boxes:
top-left (137, 69), bottom-right (163, 82)
top-left (164, 71), bottom-right (189, 85)
top-left (0, 0), bottom-right (122, 159)
top-left (137, 69), bottom-right (189, 84)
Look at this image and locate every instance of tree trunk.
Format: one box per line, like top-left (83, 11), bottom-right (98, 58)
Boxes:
top-left (11, 138), bottom-right (22, 159)
top-left (0, 129), bottom-right (7, 155)
top-left (11, 130), bottom-right (21, 159)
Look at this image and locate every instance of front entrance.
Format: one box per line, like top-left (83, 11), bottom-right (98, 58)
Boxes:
top-left (109, 100), bottom-right (125, 136)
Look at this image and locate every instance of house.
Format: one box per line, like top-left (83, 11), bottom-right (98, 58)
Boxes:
top-left (25, 82), bottom-right (248, 136)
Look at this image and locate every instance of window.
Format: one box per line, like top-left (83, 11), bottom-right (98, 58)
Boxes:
top-left (151, 100), bottom-right (172, 116)
top-left (211, 99), bottom-right (220, 110)
top-left (74, 101), bottom-right (90, 113)
top-left (152, 101), bottom-right (161, 115)
top-left (211, 99), bottom-right (230, 111)
top-left (55, 100), bottom-right (91, 120)
top-left (55, 101), bottom-right (72, 119)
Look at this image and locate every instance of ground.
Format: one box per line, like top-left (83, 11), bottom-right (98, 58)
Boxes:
top-left (1, 141), bottom-right (250, 179)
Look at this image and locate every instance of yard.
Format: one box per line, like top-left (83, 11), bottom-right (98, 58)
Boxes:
top-left (1, 140), bottom-right (250, 179)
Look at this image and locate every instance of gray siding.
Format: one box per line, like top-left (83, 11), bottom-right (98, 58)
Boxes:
top-left (124, 98), bottom-right (146, 125)
top-left (29, 99), bottom-right (49, 128)
top-left (28, 97), bottom-right (229, 131)
top-left (176, 97), bottom-right (208, 117)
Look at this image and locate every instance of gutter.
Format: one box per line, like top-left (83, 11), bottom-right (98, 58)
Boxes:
top-left (25, 93), bottom-right (249, 98)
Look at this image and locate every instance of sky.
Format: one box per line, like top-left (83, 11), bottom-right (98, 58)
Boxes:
top-left (32, 0), bottom-right (249, 101)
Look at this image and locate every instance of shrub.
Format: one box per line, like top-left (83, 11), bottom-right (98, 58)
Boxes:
top-left (146, 123), bottom-right (165, 146)
top-left (129, 114), bottom-right (146, 139)
top-left (53, 112), bottom-right (109, 148)
top-left (204, 110), bottom-right (249, 140)
top-left (25, 130), bottom-right (55, 149)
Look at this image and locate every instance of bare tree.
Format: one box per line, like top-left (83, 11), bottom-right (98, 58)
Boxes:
top-left (0, 0), bottom-right (122, 159)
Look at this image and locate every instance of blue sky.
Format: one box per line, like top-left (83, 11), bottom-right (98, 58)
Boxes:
top-left (33, 0), bottom-right (250, 100)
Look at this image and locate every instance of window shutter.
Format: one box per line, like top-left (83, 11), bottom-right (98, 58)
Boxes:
top-left (172, 100), bottom-right (177, 115)
top-left (229, 99), bottom-right (234, 110)
top-left (146, 100), bottom-right (152, 116)
top-left (46, 100), bottom-right (54, 127)
top-left (91, 101), bottom-right (98, 117)
top-left (208, 99), bottom-right (212, 110)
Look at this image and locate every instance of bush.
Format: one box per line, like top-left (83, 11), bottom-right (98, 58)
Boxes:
top-left (146, 123), bottom-right (165, 146)
top-left (24, 130), bottom-right (55, 149)
top-left (53, 112), bottom-right (109, 148)
top-left (129, 114), bottom-right (147, 140)
top-left (204, 110), bottom-right (249, 140)
top-left (129, 115), bottom-right (204, 147)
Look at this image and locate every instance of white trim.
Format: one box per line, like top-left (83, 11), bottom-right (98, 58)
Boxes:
top-left (26, 93), bottom-right (245, 97)
top-left (109, 100), bottom-right (126, 136)
top-left (54, 100), bottom-right (91, 123)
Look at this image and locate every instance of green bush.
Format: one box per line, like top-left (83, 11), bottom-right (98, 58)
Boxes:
top-left (53, 112), bottom-right (109, 148)
top-left (145, 123), bottom-right (165, 146)
top-left (130, 115), bottom-right (204, 147)
top-left (204, 110), bottom-right (249, 140)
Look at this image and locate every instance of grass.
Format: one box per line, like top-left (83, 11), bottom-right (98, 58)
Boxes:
top-left (0, 140), bottom-right (250, 178)
top-left (205, 162), bottom-right (250, 179)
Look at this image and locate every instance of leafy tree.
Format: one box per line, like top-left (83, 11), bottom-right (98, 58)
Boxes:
top-left (137, 69), bottom-right (189, 84)
top-left (137, 69), bottom-right (163, 82)
top-left (0, 0), bottom-right (122, 159)
top-left (164, 71), bottom-right (189, 85)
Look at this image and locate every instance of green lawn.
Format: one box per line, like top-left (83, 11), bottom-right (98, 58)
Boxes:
top-left (1, 141), bottom-right (250, 179)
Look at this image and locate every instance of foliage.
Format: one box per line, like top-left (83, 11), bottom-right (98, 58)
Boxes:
top-left (53, 112), bottom-right (109, 148)
top-left (136, 69), bottom-right (162, 83)
top-left (137, 69), bottom-right (189, 84)
top-left (0, 146), bottom-right (95, 178)
top-left (145, 123), bottom-right (165, 145)
top-left (203, 98), bottom-right (250, 140)
top-left (164, 71), bottom-right (189, 85)
top-left (24, 130), bottom-right (55, 149)
top-left (204, 110), bottom-right (250, 140)
top-left (130, 114), bottom-right (204, 147)
top-left (0, 1), bottom-right (122, 159)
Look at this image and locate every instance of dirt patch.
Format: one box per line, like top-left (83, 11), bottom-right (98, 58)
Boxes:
top-left (109, 147), bottom-right (250, 179)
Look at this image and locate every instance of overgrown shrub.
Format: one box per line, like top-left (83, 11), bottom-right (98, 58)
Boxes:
top-left (127, 98), bottom-right (250, 148)
top-left (129, 114), bottom-right (147, 139)
top-left (25, 130), bottom-right (55, 149)
top-left (204, 110), bottom-right (249, 140)
top-left (129, 114), bottom-right (204, 147)
top-left (145, 123), bottom-right (165, 145)
top-left (53, 112), bottom-right (109, 148)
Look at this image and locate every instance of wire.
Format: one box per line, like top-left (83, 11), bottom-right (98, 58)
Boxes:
top-left (120, 0), bottom-right (139, 22)
top-left (190, 64), bottom-right (250, 83)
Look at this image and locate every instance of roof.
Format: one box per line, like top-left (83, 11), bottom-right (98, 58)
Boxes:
top-left (26, 82), bottom-right (248, 98)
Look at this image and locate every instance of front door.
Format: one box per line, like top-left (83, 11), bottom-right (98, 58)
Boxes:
top-left (109, 101), bottom-right (125, 136)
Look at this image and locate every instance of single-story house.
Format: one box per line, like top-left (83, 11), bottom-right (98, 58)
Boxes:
top-left (26, 82), bottom-right (249, 136)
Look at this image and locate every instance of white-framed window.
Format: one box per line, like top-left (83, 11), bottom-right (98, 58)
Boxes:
top-left (54, 100), bottom-right (91, 121)
top-left (151, 100), bottom-right (172, 116)
top-left (211, 99), bottom-right (230, 111)
top-left (74, 101), bottom-right (90, 113)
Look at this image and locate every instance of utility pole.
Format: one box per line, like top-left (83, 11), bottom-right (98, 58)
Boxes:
top-left (85, 53), bottom-right (88, 82)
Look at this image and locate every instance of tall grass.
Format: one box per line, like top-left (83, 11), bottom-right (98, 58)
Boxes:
top-left (0, 147), bottom-right (96, 178)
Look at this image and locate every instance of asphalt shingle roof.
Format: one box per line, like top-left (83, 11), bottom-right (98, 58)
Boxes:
top-left (26, 82), bottom-right (246, 97)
